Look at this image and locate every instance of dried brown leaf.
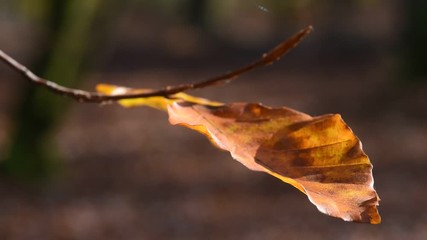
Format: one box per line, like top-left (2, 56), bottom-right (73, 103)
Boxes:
top-left (168, 102), bottom-right (381, 224)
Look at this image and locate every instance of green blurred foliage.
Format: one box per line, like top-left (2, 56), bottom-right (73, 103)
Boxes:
top-left (401, 1), bottom-right (427, 82)
top-left (1, 0), bottom-right (107, 182)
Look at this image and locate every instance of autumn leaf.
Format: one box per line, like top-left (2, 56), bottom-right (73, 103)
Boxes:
top-left (97, 84), bottom-right (381, 224)
top-left (168, 102), bottom-right (381, 224)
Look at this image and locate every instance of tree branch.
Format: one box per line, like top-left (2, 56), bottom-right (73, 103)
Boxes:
top-left (0, 26), bottom-right (313, 103)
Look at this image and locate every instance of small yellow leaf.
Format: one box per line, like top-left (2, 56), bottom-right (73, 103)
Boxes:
top-left (96, 84), bottom-right (222, 111)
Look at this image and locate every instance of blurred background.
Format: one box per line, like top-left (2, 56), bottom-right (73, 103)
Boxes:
top-left (0, 0), bottom-right (426, 239)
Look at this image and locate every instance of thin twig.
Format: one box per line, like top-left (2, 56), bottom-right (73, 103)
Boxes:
top-left (0, 26), bottom-right (313, 103)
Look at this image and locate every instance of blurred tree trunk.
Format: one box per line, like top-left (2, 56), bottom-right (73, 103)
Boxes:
top-left (0, 0), bottom-right (104, 182)
top-left (187, 0), bottom-right (208, 27)
top-left (402, 0), bottom-right (427, 82)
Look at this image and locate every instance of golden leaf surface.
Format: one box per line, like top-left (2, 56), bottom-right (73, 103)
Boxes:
top-left (168, 102), bottom-right (380, 224)
top-left (97, 84), bottom-right (381, 224)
